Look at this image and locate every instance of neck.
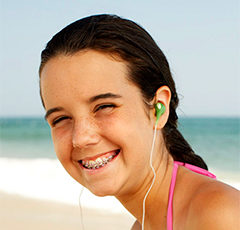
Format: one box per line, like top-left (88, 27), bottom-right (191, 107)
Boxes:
top-left (116, 152), bottom-right (174, 229)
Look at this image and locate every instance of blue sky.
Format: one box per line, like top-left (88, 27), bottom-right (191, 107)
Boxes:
top-left (0, 0), bottom-right (239, 117)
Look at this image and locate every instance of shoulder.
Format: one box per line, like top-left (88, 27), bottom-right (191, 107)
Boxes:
top-left (185, 180), bottom-right (240, 229)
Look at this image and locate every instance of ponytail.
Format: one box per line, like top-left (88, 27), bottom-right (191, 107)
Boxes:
top-left (163, 95), bottom-right (208, 170)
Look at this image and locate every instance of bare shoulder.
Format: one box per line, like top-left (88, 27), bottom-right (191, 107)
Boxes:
top-left (186, 180), bottom-right (240, 230)
top-left (130, 220), bottom-right (141, 230)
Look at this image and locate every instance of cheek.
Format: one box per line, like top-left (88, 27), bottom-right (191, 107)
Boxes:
top-left (96, 112), bottom-right (133, 144)
top-left (51, 127), bottom-right (72, 162)
top-left (96, 112), bottom-right (121, 134)
top-left (97, 109), bottom-right (152, 157)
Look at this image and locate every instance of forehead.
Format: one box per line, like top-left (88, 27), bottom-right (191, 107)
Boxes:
top-left (40, 50), bottom-right (140, 108)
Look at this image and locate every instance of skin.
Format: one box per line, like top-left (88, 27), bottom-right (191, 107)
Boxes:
top-left (40, 50), bottom-right (240, 230)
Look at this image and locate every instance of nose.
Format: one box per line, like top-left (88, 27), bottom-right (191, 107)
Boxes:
top-left (72, 118), bottom-right (100, 149)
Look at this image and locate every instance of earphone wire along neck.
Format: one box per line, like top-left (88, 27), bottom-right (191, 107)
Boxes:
top-left (141, 121), bottom-right (158, 230)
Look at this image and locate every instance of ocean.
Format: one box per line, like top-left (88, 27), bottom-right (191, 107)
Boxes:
top-left (0, 117), bottom-right (239, 214)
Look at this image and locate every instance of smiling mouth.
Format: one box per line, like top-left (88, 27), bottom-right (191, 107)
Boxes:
top-left (78, 149), bottom-right (120, 170)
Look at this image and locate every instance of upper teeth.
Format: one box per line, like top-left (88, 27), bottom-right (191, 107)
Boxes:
top-left (81, 153), bottom-right (116, 169)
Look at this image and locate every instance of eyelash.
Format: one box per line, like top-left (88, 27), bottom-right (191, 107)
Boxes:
top-left (95, 104), bottom-right (116, 112)
top-left (51, 104), bottom-right (116, 126)
top-left (52, 116), bottom-right (69, 126)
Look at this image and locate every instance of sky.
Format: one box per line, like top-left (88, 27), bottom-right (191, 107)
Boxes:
top-left (0, 0), bottom-right (239, 117)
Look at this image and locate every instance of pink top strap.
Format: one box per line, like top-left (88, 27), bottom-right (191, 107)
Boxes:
top-left (167, 161), bottom-right (216, 230)
top-left (174, 161), bottom-right (216, 179)
top-left (167, 162), bottom-right (179, 230)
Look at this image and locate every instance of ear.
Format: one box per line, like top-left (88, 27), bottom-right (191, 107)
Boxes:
top-left (151, 86), bottom-right (171, 129)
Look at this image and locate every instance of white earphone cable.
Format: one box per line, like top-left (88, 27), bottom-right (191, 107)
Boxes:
top-left (141, 123), bottom-right (158, 230)
top-left (79, 186), bottom-right (85, 230)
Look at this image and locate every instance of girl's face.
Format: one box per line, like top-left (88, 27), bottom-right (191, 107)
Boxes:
top-left (40, 50), bottom-right (156, 197)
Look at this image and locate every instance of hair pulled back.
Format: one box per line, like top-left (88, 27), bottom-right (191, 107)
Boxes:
top-left (39, 14), bottom-right (208, 170)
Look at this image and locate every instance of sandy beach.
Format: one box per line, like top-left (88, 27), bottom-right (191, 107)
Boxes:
top-left (0, 191), bottom-right (135, 230)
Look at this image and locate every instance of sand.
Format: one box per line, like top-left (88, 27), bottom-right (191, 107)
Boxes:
top-left (0, 191), bottom-right (135, 230)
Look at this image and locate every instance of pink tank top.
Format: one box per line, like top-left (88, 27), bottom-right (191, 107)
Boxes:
top-left (167, 161), bottom-right (216, 230)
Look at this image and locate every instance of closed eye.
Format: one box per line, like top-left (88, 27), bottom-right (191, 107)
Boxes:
top-left (95, 104), bottom-right (116, 112)
top-left (50, 104), bottom-right (116, 126)
top-left (52, 116), bottom-right (69, 126)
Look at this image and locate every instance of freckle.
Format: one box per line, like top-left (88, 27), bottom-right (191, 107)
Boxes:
top-left (96, 116), bottom-right (116, 128)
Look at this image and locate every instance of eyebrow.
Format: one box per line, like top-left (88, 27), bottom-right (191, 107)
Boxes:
top-left (44, 107), bottom-right (64, 120)
top-left (88, 92), bottom-right (122, 103)
top-left (44, 93), bottom-right (122, 120)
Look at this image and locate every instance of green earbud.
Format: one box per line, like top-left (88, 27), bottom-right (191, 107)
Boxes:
top-left (155, 102), bottom-right (166, 124)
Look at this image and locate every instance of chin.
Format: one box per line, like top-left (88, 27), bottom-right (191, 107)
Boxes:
top-left (88, 184), bottom-right (120, 197)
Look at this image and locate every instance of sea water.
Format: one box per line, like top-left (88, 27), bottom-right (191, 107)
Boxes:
top-left (0, 117), bottom-right (239, 214)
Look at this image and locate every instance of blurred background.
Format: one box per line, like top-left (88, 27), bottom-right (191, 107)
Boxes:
top-left (0, 0), bottom-right (239, 229)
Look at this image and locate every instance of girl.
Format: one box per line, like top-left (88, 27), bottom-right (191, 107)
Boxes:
top-left (39, 14), bottom-right (239, 230)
